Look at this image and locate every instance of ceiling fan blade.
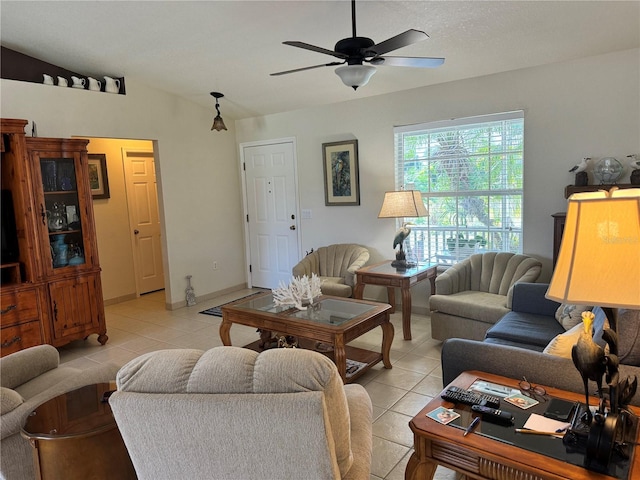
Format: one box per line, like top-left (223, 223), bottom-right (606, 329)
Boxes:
top-left (283, 41), bottom-right (348, 59)
top-left (270, 62), bottom-right (345, 76)
top-left (367, 29), bottom-right (429, 56)
top-left (372, 56), bottom-right (445, 68)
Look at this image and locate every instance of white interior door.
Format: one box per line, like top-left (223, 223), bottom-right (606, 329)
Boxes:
top-left (123, 149), bottom-right (165, 295)
top-left (242, 140), bottom-right (299, 289)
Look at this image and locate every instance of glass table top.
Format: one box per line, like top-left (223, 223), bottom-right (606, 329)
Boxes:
top-left (230, 294), bottom-right (378, 326)
top-left (364, 261), bottom-right (437, 277)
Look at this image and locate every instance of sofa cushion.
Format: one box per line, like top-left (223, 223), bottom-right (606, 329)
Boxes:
top-left (319, 276), bottom-right (352, 297)
top-left (543, 322), bottom-right (583, 358)
top-left (485, 312), bottom-right (565, 347)
top-left (555, 303), bottom-right (593, 330)
top-left (429, 291), bottom-right (510, 324)
top-left (483, 337), bottom-right (547, 352)
top-left (618, 309), bottom-right (640, 366)
top-left (542, 306), bottom-right (609, 358)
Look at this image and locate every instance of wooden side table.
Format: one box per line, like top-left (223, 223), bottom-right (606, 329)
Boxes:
top-left (406, 370), bottom-right (639, 480)
top-left (21, 382), bottom-right (137, 480)
top-left (354, 261), bottom-right (438, 340)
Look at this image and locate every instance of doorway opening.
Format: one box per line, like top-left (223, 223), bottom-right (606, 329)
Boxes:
top-left (81, 137), bottom-right (165, 304)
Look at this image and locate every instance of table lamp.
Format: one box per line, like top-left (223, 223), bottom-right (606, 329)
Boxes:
top-left (546, 187), bottom-right (640, 464)
top-left (378, 190), bottom-right (428, 270)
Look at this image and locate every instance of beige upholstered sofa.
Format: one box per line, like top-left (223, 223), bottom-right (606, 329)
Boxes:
top-left (429, 252), bottom-right (542, 342)
top-left (109, 346), bottom-right (373, 480)
top-left (292, 244), bottom-right (369, 297)
top-left (0, 345), bottom-right (119, 480)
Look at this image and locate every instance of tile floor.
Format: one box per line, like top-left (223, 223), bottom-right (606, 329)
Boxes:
top-left (58, 289), bottom-right (462, 480)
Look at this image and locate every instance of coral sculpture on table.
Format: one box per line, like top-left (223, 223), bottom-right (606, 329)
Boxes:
top-left (272, 274), bottom-right (322, 310)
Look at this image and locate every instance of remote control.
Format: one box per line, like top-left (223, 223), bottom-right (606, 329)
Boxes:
top-left (471, 404), bottom-right (515, 424)
top-left (441, 386), bottom-right (500, 409)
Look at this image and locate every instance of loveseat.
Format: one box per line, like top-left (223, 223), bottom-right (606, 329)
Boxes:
top-left (110, 346), bottom-right (373, 480)
top-left (441, 282), bottom-right (640, 407)
top-left (292, 243), bottom-right (369, 297)
top-left (1, 345), bottom-right (119, 479)
top-left (429, 252), bottom-right (542, 341)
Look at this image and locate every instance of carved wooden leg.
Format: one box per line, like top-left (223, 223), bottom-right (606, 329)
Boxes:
top-left (401, 287), bottom-right (412, 340)
top-left (405, 451), bottom-right (437, 480)
top-left (219, 319), bottom-right (232, 346)
top-left (386, 287), bottom-right (396, 313)
top-left (381, 315), bottom-right (394, 369)
top-left (97, 334), bottom-right (108, 345)
top-left (354, 282), bottom-right (365, 300)
top-left (333, 334), bottom-right (347, 382)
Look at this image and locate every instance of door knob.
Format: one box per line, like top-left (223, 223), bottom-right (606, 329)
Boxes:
top-left (134, 229), bottom-right (140, 235)
top-left (289, 225), bottom-right (296, 230)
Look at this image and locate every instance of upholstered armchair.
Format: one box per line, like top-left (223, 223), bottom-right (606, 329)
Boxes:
top-left (0, 345), bottom-right (119, 480)
top-left (292, 244), bottom-right (369, 297)
top-left (109, 346), bottom-right (373, 480)
top-left (429, 252), bottom-right (542, 342)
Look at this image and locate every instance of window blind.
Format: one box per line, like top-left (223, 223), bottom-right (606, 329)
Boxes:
top-left (393, 111), bottom-right (525, 265)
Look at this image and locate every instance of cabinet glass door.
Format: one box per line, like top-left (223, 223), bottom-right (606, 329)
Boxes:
top-left (39, 157), bottom-right (86, 270)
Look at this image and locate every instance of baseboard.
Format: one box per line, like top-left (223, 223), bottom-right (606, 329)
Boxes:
top-left (167, 282), bottom-right (249, 310)
top-left (103, 293), bottom-right (137, 306)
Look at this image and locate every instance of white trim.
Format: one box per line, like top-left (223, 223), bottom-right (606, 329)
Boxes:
top-left (394, 110), bottom-right (524, 134)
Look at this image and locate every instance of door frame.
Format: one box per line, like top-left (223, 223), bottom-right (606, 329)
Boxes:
top-left (239, 137), bottom-right (301, 288)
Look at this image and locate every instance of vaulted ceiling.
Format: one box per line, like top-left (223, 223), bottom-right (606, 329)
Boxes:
top-left (1, 1), bottom-right (638, 120)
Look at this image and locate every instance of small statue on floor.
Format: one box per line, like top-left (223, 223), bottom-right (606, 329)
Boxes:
top-left (185, 275), bottom-right (196, 306)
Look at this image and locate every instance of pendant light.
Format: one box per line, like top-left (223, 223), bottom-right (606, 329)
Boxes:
top-left (210, 92), bottom-right (227, 131)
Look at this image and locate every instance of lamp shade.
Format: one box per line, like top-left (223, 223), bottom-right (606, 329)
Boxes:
top-left (546, 188), bottom-right (640, 308)
top-left (378, 190), bottom-right (428, 218)
top-left (335, 65), bottom-right (376, 90)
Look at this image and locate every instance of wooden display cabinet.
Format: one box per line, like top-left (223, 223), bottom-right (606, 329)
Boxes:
top-left (1, 119), bottom-right (107, 355)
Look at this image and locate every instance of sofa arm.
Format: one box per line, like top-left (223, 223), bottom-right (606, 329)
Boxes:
top-left (345, 250), bottom-right (370, 287)
top-left (0, 345), bottom-right (59, 390)
top-left (511, 283), bottom-right (560, 316)
top-left (441, 338), bottom-right (640, 406)
top-left (292, 255), bottom-right (315, 278)
top-left (434, 261), bottom-right (469, 295)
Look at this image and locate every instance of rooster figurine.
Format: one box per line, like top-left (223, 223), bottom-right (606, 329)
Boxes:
top-left (572, 310), bottom-right (607, 423)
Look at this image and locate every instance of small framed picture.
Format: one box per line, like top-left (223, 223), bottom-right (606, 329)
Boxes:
top-left (427, 406), bottom-right (460, 425)
top-left (322, 139), bottom-right (360, 206)
top-left (88, 154), bottom-right (110, 199)
top-left (505, 393), bottom-right (539, 409)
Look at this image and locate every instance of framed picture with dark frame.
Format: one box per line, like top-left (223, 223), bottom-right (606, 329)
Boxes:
top-left (87, 154), bottom-right (110, 199)
top-left (322, 139), bottom-right (360, 206)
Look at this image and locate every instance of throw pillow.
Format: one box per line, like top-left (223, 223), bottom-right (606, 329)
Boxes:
top-left (0, 387), bottom-right (24, 415)
top-left (543, 323), bottom-right (583, 359)
top-left (555, 303), bottom-right (593, 330)
top-left (617, 309), bottom-right (640, 366)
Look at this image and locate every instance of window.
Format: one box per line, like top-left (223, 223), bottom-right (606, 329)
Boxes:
top-left (394, 111), bottom-right (524, 265)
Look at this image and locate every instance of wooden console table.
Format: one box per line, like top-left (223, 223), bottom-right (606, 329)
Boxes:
top-left (354, 261), bottom-right (437, 340)
top-left (406, 371), bottom-right (639, 480)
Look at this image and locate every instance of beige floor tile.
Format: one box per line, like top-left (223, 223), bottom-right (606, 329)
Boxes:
top-left (390, 391), bottom-right (432, 417)
top-left (412, 375), bottom-right (445, 397)
top-left (393, 352), bottom-right (441, 375)
top-left (372, 410), bottom-right (414, 447)
top-left (373, 366), bottom-right (426, 390)
top-left (370, 436), bottom-right (410, 479)
top-left (365, 381), bottom-right (409, 409)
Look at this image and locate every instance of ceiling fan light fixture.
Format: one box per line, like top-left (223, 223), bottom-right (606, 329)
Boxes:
top-left (210, 91), bottom-right (228, 131)
top-left (335, 64), bottom-right (376, 90)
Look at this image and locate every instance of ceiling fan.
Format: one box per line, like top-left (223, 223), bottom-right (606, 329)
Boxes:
top-left (271, 0), bottom-right (444, 90)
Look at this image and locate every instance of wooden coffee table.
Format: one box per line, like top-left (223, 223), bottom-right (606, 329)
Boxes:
top-left (406, 371), bottom-right (640, 480)
top-left (354, 260), bottom-right (438, 340)
top-left (220, 293), bottom-right (393, 383)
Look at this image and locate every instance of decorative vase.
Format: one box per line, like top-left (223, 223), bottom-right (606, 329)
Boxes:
top-left (52, 235), bottom-right (68, 267)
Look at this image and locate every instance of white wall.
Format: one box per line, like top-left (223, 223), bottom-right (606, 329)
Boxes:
top-left (236, 49), bottom-right (640, 309)
top-left (0, 78), bottom-right (246, 308)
